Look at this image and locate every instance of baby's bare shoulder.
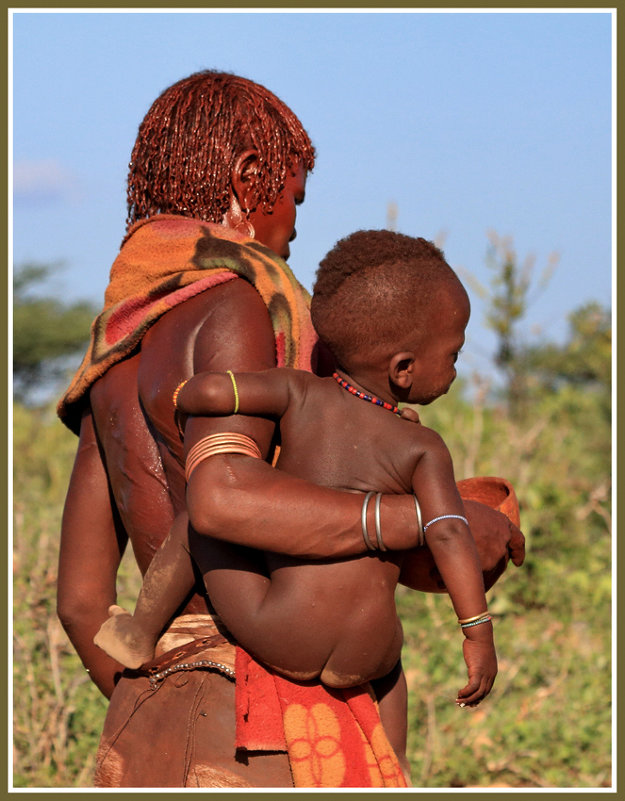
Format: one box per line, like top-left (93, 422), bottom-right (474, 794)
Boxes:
top-left (276, 368), bottom-right (325, 400)
top-left (398, 417), bottom-right (448, 456)
top-left (282, 369), bottom-right (333, 398)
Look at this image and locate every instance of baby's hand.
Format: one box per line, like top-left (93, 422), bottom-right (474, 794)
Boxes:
top-left (456, 634), bottom-right (497, 708)
top-left (399, 407), bottom-right (420, 423)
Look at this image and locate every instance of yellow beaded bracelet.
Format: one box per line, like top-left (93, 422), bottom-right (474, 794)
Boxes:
top-left (226, 370), bottom-right (239, 414)
top-left (172, 379), bottom-right (189, 409)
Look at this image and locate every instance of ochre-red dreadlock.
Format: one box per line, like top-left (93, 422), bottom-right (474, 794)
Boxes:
top-left (126, 70), bottom-right (316, 231)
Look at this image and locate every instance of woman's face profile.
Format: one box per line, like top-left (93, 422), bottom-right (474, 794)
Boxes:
top-left (249, 161), bottom-right (307, 261)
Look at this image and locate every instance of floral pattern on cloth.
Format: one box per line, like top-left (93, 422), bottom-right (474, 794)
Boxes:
top-left (235, 647), bottom-right (408, 788)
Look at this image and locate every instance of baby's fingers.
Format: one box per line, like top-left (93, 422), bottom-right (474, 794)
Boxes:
top-left (456, 675), bottom-right (495, 707)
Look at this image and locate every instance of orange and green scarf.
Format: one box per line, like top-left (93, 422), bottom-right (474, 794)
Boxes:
top-left (57, 215), bottom-right (317, 434)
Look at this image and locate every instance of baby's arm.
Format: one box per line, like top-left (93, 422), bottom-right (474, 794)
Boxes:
top-left (176, 368), bottom-right (306, 419)
top-left (94, 513), bottom-right (196, 668)
top-left (409, 428), bottom-right (497, 708)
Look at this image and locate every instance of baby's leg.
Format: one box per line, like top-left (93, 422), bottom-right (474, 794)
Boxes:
top-left (94, 514), bottom-right (195, 668)
top-left (190, 536), bottom-right (330, 681)
top-left (371, 661), bottom-right (411, 785)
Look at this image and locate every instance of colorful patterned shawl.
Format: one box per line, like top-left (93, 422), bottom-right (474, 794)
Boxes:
top-left (57, 215), bottom-right (317, 434)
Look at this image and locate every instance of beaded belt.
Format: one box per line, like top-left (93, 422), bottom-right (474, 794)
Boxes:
top-left (136, 631), bottom-right (237, 688)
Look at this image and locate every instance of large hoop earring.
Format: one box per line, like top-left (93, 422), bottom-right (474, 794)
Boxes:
top-left (223, 195), bottom-right (255, 239)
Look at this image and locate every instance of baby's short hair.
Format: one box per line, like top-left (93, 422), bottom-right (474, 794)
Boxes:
top-left (311, 229), bottom-right (463, 368)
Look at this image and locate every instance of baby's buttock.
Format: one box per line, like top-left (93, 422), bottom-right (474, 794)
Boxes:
top-left (266, 555), bottom-right (403, 686)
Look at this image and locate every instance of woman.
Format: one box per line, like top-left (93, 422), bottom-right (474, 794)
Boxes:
top-left (57, 70), bottom-right (524, 788)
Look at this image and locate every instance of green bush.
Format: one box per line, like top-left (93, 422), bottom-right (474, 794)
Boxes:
top-left (400, 375), bottom-right (611, 788)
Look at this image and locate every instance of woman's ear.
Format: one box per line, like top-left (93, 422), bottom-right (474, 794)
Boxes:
top-left (389, 351), bottom-right (416, 389)
top-left (230, 149), bottom-right (260, 212)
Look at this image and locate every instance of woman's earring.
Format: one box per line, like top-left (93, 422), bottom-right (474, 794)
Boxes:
top-left (223, 195), bottom-right (255, 239)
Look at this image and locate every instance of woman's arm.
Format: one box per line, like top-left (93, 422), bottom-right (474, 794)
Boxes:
top-left (57, 408), bottom-right (127, 698)
top-left (400, 498), bottom-right (525, 592)
top-left (182, 279), bottom-right (422, 558)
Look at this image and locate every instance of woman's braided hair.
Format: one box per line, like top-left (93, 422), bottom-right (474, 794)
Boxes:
top-left (126, 70), bottom-right (315, 231)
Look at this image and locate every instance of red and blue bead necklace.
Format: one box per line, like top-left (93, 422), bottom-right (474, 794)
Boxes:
top-left (332, 372), bottom-right (401, 416)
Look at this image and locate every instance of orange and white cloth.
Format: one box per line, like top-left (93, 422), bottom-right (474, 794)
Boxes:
top-left (235, 647), bottom-right (408, 788)
top-left (57, 215), bottom-right (318, 433)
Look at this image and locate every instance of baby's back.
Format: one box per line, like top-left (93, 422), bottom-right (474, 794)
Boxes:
top-left (277, 373), bottom-right (421, 495)
top-left (263, 373), bottom-right (425, 686)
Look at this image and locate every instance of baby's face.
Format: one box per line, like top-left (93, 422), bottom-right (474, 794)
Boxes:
top-left (405, 285), bottom-right (470, 405)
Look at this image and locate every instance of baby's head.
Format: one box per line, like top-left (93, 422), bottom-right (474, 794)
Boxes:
top-left (311, 229), bottom-right (470, 404)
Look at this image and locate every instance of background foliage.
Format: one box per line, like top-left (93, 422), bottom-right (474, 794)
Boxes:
top-left (13, 263), bottom-right (97, 405)
top-left (12, 240), bottom-right (612, 788)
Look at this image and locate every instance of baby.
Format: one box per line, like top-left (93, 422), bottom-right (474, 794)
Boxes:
top-left (95, 230), bottom-right (504, 773)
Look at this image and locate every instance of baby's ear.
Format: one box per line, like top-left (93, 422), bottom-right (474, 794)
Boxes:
top-left (389, 351), bottom-right (416, 389)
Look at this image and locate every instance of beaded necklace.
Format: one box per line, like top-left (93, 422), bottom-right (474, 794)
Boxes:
top-left (332, 372), bottom-right (401, 416)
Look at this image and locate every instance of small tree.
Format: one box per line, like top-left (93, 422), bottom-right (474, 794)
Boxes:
top-left (521, 302), bottom-right (611, 388)
top-left (460, 231), bottom-right (559, 418)
top-left (519, 301), bottom-right (611, 423)
top-left (13, 263), bottom-right (97, 404)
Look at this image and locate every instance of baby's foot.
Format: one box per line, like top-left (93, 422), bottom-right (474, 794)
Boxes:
top-left (93, 605), bottom-right (156, 669)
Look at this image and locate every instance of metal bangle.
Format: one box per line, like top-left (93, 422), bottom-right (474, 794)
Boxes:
top-left (361, 491), bottom-right (377, 551)
top-left (458, 610), bottom-right (490, 625)
top-left (374, 492), bottom-right (387, 551)
top-left (460, 615), bottom-right (492, 630)
top-left (413, 495), bottom-right (424, 547)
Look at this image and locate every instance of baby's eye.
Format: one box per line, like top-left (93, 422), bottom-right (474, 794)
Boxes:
top-left (452, 349), bottom-right (463, 363)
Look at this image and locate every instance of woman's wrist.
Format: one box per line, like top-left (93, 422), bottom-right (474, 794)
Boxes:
top-left (375, 494), bottom-right (422, 551)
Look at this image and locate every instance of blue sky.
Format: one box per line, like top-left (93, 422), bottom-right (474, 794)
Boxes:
top-left (11, 9), bottom-right (614, 382)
